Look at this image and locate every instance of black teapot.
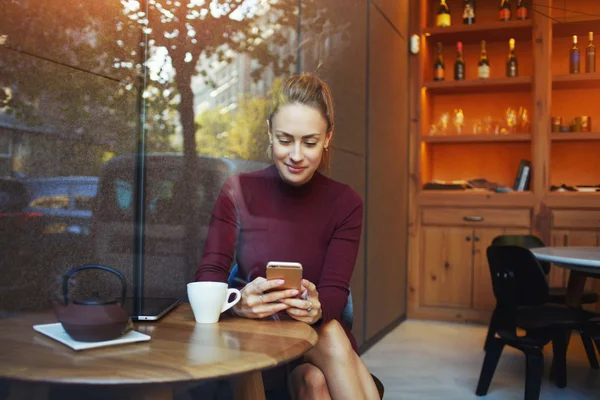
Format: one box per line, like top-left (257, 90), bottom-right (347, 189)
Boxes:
top-left (51, 264), bottom-right (132, 342)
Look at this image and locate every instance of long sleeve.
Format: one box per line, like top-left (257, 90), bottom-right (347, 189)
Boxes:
top-left (194, 177), bottom-right (240, 283)
top-left (316, 186), bottom-right (363, 325)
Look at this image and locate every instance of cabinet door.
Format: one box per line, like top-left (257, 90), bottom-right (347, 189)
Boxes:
top-left (472, 228), bottom-right (530, 311)
top-left (421, 227), bottom-right (473, 308)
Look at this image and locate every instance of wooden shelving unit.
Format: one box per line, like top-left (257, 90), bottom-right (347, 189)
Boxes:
top-left (423, 19), bottom-right (533, 44)
top-left (551, 132), bottom-right (600, 141)
top-left (423, 76), bottom-right (532, 94)
top-left (422, 133), bottom-right (531, 143)
top-left (408, 0), bottom-right (600, 325)
top-left (552, 17), bottom-right (600, 38)
top-left (553, 73), bottom-right (600, 90)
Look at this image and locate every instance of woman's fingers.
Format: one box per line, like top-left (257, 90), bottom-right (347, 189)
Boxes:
top-left (254, 278), bottom-right (286, 294)
top-left (261, 288), bottom-right (299, 304)
top-left (301, 279), bottom-right (317, 294)
top-left (279, 297), bottom-right (313, 310)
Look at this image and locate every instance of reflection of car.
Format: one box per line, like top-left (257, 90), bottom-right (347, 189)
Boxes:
top-left (92, 154), bottom-right (268, 299)
top-left (0, 176), bottom-right (98, 260)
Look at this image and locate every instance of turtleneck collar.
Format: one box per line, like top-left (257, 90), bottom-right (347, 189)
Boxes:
top-left (266, 164), bottom-right (323, 197)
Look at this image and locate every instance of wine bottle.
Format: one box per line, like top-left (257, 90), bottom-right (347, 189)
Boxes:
top-left (570, 35), bottom-right (580, 74)
top-left (463, 0), bottom-right (475, 24)
top-left (454, 42), bottom-right (466, 80)
top-left (433, 42), bottom-right (445, 81)
top-left (587, 32), bottom-right (596, 73)
top-left (516, 0), bottom-right (528, 20)
top-left (499, 0), bottom-right (511, 21)
top-left (478, 40), bottom-right (490, 79)
top-left (436, 0), bottom-right (451, 27)
top-left (506, 38), bottom-right (518, 77)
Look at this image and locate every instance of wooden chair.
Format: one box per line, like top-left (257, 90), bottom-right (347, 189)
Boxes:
top-left (483, 234), bottom-right (600, 370)
top-left (476, 245), bottom-right (595, 399)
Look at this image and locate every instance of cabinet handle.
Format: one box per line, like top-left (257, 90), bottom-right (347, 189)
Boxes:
top-left (463, 216), bottom-right (484, 222)
top-left (474, 236), bottom-right (480, 242)
top-left (444, 262), bottom-right (450, 269)
top-left (466, 236), bottom-right (471, 242)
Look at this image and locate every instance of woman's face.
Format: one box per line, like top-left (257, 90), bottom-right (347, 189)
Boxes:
top-left (269, 103), bottom-right (331, 187)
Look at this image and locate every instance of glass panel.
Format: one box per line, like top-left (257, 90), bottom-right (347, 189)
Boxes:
top-left (0, 1), bottom-right (138, 315)
top-left (142, 1), bottom-right (299, 299)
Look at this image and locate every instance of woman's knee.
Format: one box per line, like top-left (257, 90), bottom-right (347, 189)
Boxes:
top-left (289, 364), bottom-right (328, 399)
top-left (314, 319), bottom-right (354, 361)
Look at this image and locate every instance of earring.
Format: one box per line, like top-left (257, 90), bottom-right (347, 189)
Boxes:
top-left (325, 146), bottom-right (329, 152)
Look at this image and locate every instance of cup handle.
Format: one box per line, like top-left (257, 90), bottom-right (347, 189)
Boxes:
top-left (222, 288), bottom-right (242, 313)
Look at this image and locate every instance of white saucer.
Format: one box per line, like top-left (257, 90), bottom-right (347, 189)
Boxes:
top-left (33, 322), bottom-right (151, 351)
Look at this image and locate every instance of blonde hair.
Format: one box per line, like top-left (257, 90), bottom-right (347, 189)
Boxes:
top-left (268, 74), bottom-right (334, 169)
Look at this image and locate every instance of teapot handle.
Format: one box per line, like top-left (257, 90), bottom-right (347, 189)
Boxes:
top-left (62, 264), bottom-right (127, 305)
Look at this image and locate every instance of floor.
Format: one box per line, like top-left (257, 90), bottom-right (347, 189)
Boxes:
top-left (361, 320), bottom-right (600, 400)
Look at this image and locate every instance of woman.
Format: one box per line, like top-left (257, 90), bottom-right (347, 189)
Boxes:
top-left (195, 74), bottom-right (380, 400)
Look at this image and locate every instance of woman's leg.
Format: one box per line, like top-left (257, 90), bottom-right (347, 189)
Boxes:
top-left (288, 363), bottom-right (332, 400)
top-left (304, 319), bottom-right (380, 400)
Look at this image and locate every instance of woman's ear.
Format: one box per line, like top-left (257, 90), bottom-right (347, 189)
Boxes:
top-left (324, 129), bottom-right (334, 148)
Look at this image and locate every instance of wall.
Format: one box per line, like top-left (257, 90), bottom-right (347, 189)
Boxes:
top-left (303, 0), bottom-right (410, 349)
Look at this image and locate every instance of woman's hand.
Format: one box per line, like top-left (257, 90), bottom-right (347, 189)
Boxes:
top-left (280, 279), bottom-right (322, 325)
top-left (233, 277), bottom-right (299, 319)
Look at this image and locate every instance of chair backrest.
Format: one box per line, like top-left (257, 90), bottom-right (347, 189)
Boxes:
top-left (491, 234), bottom-right (550, 274)
top-left (486, 245), bottom-right (549, 308)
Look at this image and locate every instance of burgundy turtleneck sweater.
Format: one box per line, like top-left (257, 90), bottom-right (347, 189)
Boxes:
top-left (195, 164), bottom-right (363, 351)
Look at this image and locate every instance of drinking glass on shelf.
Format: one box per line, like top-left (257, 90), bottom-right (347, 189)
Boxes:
top-left (505, 107), bottom-right (517, 134)
top-left (438, 113), bottom-right (450, 135)
top-left (483, 116), bottom-right (493, 135)
top-left (453, 109), bottom-right (464, 135)
top-left (429, 124), bottom-right (438, 136)
top-left (518, 107), bottom-right (530, 133)
top-left (472, 119), bottom-right (482, 135)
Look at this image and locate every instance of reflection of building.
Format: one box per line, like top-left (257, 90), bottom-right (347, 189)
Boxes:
top-left (192, 24), bottom-right (297, 115)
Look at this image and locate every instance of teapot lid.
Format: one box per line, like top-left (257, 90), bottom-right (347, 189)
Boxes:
top-left (72, 291), bottom-right (119, 306)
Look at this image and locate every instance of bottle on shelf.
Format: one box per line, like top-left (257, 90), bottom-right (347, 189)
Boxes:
top-left (499, 0), bottom-right (511, 21)
top-left (433, 42), bottom-right (445, 81)
top-left (478, 40), bottom-right (490, 79)
top-left (506, 38), bottom-right (518, 77)
top-left (454, 42), bottom-right (466, 80)
top-left (587, 32), bottom-right (596, 73)
top-left (463, 0), bottom-right (475, 25)
top-left (436, 0), bottom-right (451, 27)
top-left (570, 35), bottom-right (580, 74)
top-left (516, 0), bottom-right (528, 20)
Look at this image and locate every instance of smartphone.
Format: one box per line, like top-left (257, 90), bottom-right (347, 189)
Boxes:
top-left (265, 261), bottom-right (303, 290)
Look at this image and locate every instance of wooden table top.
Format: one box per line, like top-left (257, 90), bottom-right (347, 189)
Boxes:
top-left (0, 303), bottom-right (318, 385)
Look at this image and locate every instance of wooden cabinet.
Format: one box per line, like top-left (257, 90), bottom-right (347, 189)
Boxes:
top-left (416, 206), bottom-right (530, 319)
top-left (549, 209), bottom-right (600, 297)
top-left (407, 0), bottom-right (600, 324)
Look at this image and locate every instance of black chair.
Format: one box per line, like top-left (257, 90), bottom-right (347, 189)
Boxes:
top-left (227, 265), bottom-right (384, 399)
top-left (484, 234), bottom-right (600, 369)
top-left (476, 245), bottom-right (593, 399)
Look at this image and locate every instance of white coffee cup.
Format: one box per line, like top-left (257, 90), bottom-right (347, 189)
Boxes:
top-left (187, 282), bottom-right (241, 324)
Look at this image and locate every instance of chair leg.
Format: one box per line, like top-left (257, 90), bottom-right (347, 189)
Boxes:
top-left (551, 333), bottom-right (568, 389)
top-left (580, 332), bottom-right (599, 369)
top-left (524, 348), bottom-right (544, 400)
top-left (484, 309), bottom-right (499, 352)
top-left (476, 338), bottom-right (504, 396)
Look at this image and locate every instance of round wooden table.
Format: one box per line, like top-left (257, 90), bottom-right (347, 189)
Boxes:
top-left (531, 246), bottom-right (600, 307)
top-left (0, 303), bottom-right (318, 400)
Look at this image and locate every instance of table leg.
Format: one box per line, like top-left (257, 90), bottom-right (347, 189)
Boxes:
top-left (565, 270), bottom-right (587, 308)
top-left (7, 382), bottom-right (49, 400)
top-left (232, 371), bottom-right (266, 400)
top-left (550, 270), bottom-right (588, 382)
